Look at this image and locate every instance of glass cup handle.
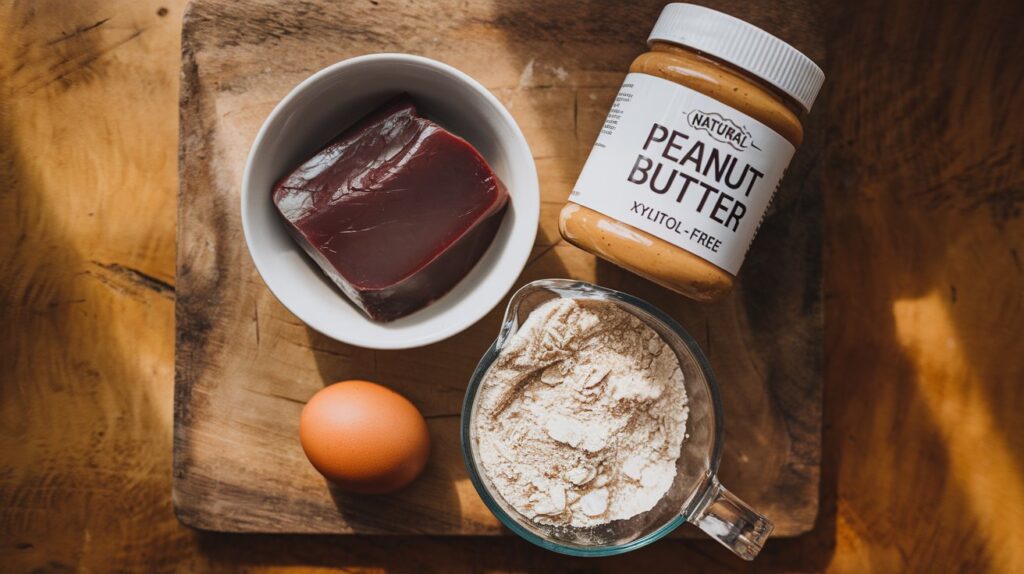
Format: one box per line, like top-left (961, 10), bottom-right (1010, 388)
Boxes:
top-left (688, 476), bottom-right (774, 560)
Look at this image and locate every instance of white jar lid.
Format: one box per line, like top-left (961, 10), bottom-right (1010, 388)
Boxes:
top-left (648, 3), bottom-right (825, 112)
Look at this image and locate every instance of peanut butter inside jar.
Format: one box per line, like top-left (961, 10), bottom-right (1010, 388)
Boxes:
top-left (560, 4), bottom-right (824, 302)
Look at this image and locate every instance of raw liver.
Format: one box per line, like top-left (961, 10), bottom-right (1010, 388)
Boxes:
top-left (272, 96), bottom-right (509, 321)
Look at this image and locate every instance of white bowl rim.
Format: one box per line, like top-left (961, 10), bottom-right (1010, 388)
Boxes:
top-left (240, 53), bottom-right (539, 349)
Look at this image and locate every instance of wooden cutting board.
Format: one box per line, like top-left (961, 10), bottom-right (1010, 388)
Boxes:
top-left (174, 0), bottom-right (824, 536)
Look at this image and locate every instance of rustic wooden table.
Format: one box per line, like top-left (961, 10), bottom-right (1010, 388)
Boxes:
top-left (1, 0), bottom-right (1021, 572)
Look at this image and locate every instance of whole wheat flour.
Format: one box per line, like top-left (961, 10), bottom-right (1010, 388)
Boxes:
top-left (473, 297), bottom-right (689, 528)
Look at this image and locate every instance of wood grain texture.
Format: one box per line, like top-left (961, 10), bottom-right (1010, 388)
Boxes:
top-left (172, 0), bottom-right (824, 536)
top-left (1, 0), bottom-right (1022, 572)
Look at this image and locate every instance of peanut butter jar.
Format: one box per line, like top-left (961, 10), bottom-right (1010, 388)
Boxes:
top-left (560, 3), bottom-right (824, 302)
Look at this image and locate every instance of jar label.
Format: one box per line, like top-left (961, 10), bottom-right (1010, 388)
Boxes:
top-left (571, 73), bottom-right (796, 275)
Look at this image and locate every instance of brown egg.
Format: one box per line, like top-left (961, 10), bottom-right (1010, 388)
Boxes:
top-left (299, 380), bottom-right (430, 494)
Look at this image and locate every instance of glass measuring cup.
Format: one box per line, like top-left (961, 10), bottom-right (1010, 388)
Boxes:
top-left (461, 279), bottom-right (773, 558)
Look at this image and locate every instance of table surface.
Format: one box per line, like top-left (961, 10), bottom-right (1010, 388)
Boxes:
top-left (1, 0), bottom-right (1021, 572)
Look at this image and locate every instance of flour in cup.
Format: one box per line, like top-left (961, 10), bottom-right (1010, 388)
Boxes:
top-left (474, 298), bottom-right (689, 527)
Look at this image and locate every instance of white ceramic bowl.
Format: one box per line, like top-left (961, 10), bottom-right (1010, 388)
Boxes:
top-left (241, 54), bottom-right (539, 349)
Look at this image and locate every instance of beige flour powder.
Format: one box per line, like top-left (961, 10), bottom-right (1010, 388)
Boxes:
top-left (474, 298), bottom-right (689, 528)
